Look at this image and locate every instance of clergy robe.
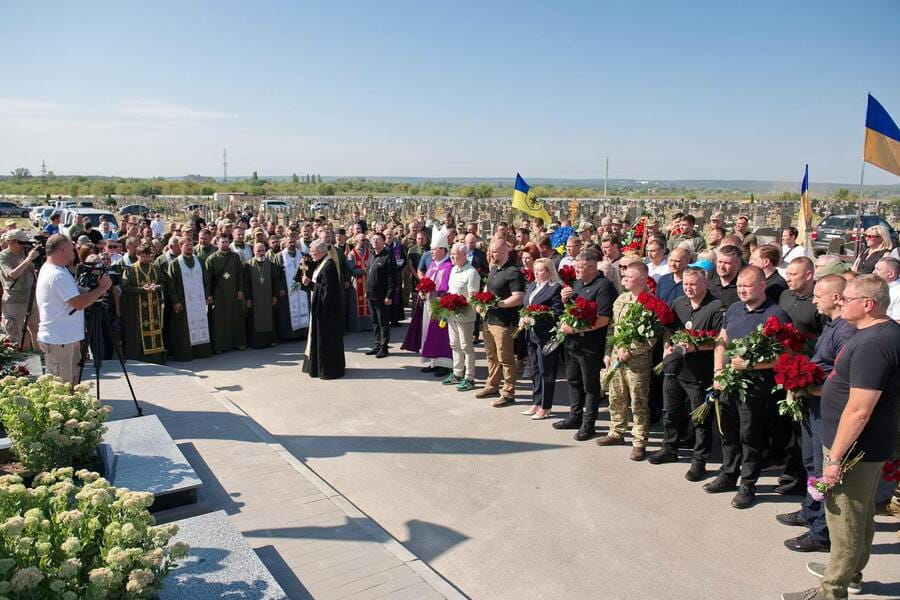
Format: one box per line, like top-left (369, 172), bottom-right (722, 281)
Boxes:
top-left (274, 249), bottom-right (310, 341)
top-left (420, 256), bottom-right (454, 368)
top-left (166, 254), bottom-right (212, 362)
top-left (120, 262), bottom-right (167, 364)
top-left (302, 256), bottom-right (345, 379)
top-left (206, 249), bottom-right (247, 352)
top-left (243, 256), bottom-right (279, 348)
top-left (346, 245), bottom-right (372, 332)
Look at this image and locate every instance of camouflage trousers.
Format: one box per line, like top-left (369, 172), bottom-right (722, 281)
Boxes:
top-left (607, 360), bottom-right (651, 447)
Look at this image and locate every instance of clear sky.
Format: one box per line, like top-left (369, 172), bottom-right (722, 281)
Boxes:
top-left (3, 0), bottom-right (899, 184)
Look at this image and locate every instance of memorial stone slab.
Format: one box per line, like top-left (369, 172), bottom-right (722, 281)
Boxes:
top-left (161, 510), bottom-right (287, 600)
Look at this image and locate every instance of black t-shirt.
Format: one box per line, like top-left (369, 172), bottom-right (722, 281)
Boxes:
top-left (821, 320), bottom-right (900, 462)
top-left (778, 288), bottom-right (823, 335)
top-left (708, 275), bottom-right (740, 308)
top-left (670, 292), bottom-right (724, 383)
top-left (764, 272), bottom-right (788, 304)
top-left (83, 228), bottom-right (103, 244)
top-left (485, 259), bottom-right (526, 326)
top-left (565, 274), bottom-right (617, 355)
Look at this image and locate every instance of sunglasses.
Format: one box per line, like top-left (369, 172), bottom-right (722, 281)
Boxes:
top-left (864, 234), bottom-right (880, 239)
top-left (840, 295), bottom-right (871, 304)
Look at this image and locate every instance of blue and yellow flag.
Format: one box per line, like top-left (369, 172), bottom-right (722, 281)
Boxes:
top-left (797, 164), bottom-right (811, 245)
top-left (864, 94), bottom-right (900, 177)
top-left (512, 173), bottom-right (552, 223)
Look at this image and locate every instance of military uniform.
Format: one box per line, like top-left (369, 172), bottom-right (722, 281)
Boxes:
top-left (606, 291), bottom-right (657, 448)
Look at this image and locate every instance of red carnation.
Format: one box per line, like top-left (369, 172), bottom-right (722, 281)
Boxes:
top-left (416, 277), bottom-right (436, 294)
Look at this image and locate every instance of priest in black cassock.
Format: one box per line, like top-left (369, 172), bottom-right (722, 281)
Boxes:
top-left (244, 242), bottom-right (280, 348)
top-left (301, 240), bottom-right (345, 379)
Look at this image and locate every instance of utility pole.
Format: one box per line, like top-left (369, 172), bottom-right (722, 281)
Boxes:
top-left (40, 159), bottom-right (47, 187)
top-left (222, 148), bottom-right (228, 184)
top-left (603, 156), bottom-right (609, 198)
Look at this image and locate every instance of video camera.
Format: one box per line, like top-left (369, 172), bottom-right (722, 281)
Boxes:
top-left (21, 235), bottom-right (47, 260)
top-left (75, 262), bottom-right (123, 290)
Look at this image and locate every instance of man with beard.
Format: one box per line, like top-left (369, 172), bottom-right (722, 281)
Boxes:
top-left (120, 244), bottom-right (166, 364)
top-left (274, 234), bottom-right (310, 341)
top-left (195, 229), bottom-right (216, 263)
top-left (302, 240), bottom-right (345, 379)
top-left (231, 228), bottom-right (253, 263)
top-left (206, 235), bottom-right (247, 352)
top-left (418, 226), bottom-right (454, 376)
top-left (167, 237), bottom-right (213, 362)
top-left (244, 242), bottom-right (280, 348)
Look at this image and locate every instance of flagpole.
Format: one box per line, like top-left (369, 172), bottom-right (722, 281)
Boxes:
top-left (854, 160), bottom-right (866, 258)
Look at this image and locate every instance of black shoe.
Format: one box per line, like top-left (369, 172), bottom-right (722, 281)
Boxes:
top-left (420, 366), bottom-right (436, 373)
top-left (784, 532), bottom-right (830, 553)
top-left (684, 461), bottom-right (706, 482)
top-left (365, 347), bottom-right (380, 356)
top-left (552, 419), bottom-right (581, 430)
top-left (573, 428), bottom-right (596, 442)
top-left (731, 484), bottom-right (756, 509)
top-left (647, 450), bottom-right (679, 465)
top-left (776, 510), bottom-right (809, 527)
top-left (703, 474), bottom-right (738, 494)
top-left (775, 480), bottom-right (806, 496)
top-left (375, 349), bottom-right (389, 359)
top-left (432, 367), bottom-right (451, 377)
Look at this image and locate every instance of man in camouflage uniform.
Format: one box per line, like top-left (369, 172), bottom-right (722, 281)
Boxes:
top-left (597, 261), bottom-right (657, 461)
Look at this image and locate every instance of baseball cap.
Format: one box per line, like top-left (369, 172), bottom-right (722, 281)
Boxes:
top-left (2, 230), bottom-right (29, 242)
top-left (689, 258), bottom-right (715, 271)
top-left (576, 222), bottom-right (595, 233)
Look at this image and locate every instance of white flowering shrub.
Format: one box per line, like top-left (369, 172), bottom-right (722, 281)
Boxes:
top-left (0, 375), bottom-right (112, 473)
top-left (0, 468), bottom-right (188, 598)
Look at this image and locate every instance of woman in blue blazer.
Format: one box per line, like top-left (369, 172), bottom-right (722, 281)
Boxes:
top-left (520, 258), bottom-right (565, 419)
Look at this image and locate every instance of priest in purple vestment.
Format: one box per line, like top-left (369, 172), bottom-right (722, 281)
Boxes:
top-left (420, 225), bottom-right (454, 376)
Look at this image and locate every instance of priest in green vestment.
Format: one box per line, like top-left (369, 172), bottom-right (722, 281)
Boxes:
top-left (244, 243), bottom-right (280, 348)
top-left (167, 237), bottom-right (213, 361)
top-left (206, 235), bottom-right (247, 352)
top-left (120, 244), bottom-right (167, 364)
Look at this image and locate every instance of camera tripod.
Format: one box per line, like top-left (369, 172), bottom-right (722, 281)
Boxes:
top-left (76, 303), bottom-right (142, 417)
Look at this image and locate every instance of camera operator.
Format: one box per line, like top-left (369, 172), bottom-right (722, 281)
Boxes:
top-left (35, 234), bottom-right (112, 385)
top-left (0, 230), bottom-right (40, 349)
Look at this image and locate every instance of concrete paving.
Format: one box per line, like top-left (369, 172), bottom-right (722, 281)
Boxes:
top-left (110, 328), bottom-right (897, 600)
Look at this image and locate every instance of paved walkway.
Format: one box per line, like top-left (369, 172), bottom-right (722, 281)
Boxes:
top-left (99, 361), bottom-right (462, 600)
top-left (161, 330), bottom-right (898, 600)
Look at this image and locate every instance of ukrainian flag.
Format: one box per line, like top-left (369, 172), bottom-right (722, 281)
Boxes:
top-left (796, 164), bottom-right (811, 245)
top-left (864, 94), bottom-right (900, 177)
top-left (512, 173), bottom-right (552, 223)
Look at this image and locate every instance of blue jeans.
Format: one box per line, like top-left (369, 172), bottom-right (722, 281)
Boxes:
top-left (799, 396), bottom-right (829, 544)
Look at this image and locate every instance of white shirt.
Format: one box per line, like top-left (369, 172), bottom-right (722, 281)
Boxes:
top-left (150, 219), bottom-right (165, 238)
top-left (646, 257), bottom-right (670, 282)
top-left (558, 255), bottom-right (577, 270)
top-left (36, 264), bottom-right (85, 344)
top-left (888, 280), bottom-right (900, 322)
top-left (447, 263), bottom-right (481, 322)
top-left (778, 244), bottom-right (811, 278)
top-left (528, 280), bottom-right (550, 304)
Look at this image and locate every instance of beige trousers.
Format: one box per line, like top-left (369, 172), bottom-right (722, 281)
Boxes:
top-left (39, 341), bottom-right (82, 385)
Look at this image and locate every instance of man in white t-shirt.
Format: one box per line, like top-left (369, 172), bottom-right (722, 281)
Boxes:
top-left (36, 234), bottom-right (112, 384)
top-left (874, 256), bottom-right (900, 322)
top-left (778, 226), bottom-right (810, 277)
top-left (645, 237), bottom-right (670, 281)
top-left (150, 214), bottom-right (165, 239)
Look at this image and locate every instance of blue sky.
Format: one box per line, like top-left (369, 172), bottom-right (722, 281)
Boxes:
top-left (3, 0), bottom-right (899, 184)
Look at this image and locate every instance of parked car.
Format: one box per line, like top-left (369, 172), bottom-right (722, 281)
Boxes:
top-left (0, 201), bottom-right (30, 218)
top-left (309, 201), bottom-right (330, 212)
top-left (260, 199), bottom-right (289, 212)
top-left (29, 205), bottom-right (52, 226)
top-left (812, 214), bottom-right (898, 255)
top-left (183, 203), bottom-right (206, 212)
top-left (61, 209), bottom-right (119, 238)
top-left (119, 204), bottom-right (151, 217)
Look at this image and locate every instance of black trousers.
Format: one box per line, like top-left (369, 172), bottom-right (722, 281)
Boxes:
top-left (528, 338), bottom-right (559, 409)
top-left (565, 348), bottom-right (602, 428)
top-left (720, 373), bottom-right (771, 485)
top-left (662, 375), bottom-right (712, 463)
top-left (368, 300), bottom-right (390, 350)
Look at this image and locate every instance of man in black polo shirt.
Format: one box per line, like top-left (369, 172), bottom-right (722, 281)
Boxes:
top-left (705, 266), bottom-right (790, 509)
top-left (751, 245), bottom-right (788, 304)
top-left (552, 248), bottom-right (617, 440)
top-left (782, 275), bottom-right (899, 600)
top-left (649, 267), bottom-right (723, 481)
top-left (708, 244), bottom-right (742, 308)
top-left (474, 238), bottom-right (525, 407)
top-left (773, 256), bottom-right (824, 494)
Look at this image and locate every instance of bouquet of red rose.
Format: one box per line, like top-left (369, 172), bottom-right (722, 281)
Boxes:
top-left (471, 291), bottom-right (499, 316)
top-left (773, 352), bottom-right (826, 421)
top-left (517, 304), bottom-right (554, 332)
top-left (416, 277), bottom-right (436, 299)
top-left (808, 443), bottom-right (865, 501)
top-left (522, 268), bottom-right (535, 283)
top-left (763, 317), bottom-right (815, 353)
top-left (654, 329), bottom-right (720, 375)
top-left (430, 293), bottom-right (470, 328)
top-left (882, 458), bottom-right (900, 483)
top-left (558, 265), bottom-right (576, 287)
top-left (712, 316), bottom-right (787, 403)
top-left (0, 336), bottom-right (24, 367)
top-left (543, 297), bottom-right (597, 354)
top-left (604, 292), bottom-right (675, 386)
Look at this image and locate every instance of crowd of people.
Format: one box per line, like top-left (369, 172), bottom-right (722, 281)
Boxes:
top-left (0, 203), bottom-right (896, 600)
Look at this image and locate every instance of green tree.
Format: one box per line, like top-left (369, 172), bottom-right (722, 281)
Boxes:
top-left (292, 173), bottom-right (299, 184)
top-left (200, 186), bottom-right (215, 196)
top-left (251, 171), bottom-right (259, 183)
top-left (834, 188), bottom-right (850, 201)
top-left (317, 183), bottom-right (336, 196)
top-left (779, 191), bottom-right (800, 202)
top-left (10, 168), bottom-right (31, 179)
top-left (68, 183), bottom-right (80, 198)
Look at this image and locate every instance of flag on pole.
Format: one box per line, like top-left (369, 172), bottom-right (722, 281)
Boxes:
top-left (512, 173), bottom-right (552, 224)
top-left (796, 164), bottom-right (811, 245)
top-left (864, 94), bottom-right (900, 177)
